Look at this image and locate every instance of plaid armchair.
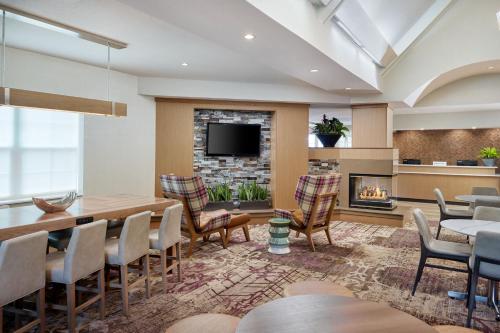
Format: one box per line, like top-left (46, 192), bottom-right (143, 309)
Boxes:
top-left (275, 174), bottom-right (341, 251)
top-left (160, 175), bottom-right (249, 256)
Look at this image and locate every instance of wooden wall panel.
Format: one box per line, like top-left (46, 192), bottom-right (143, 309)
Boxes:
top-left (155, 99), bottom-right (309, 208)
top-left (352, 104), bottom-right (391, 148)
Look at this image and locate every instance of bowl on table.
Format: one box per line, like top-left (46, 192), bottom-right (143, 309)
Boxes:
top-left (32, 192), bottom-right (77, 213)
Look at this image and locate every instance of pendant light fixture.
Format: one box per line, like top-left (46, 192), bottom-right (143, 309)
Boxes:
top-left (0, 4), bottom-right (127, 117)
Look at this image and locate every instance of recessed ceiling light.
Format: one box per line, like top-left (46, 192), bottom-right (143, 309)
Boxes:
top-left (310, 69), bottom-right (319, 73)
top-left (420, 128), bottom-right (425, 131)
top-left (488, 66), bottom-right (495, 70)
top-left (181, 62), bottom-right (188, 67)
top-left (345, 87), bottom-right (352, 90)
top-left (472, 126), bottom-right (477, 130)
top-left (244, 33), bottom-right (255, 40)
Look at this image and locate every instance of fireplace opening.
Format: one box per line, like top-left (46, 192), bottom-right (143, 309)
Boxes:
top-left (349, 173), bottom-right (397, 210)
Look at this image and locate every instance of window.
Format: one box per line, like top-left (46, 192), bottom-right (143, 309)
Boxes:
top-left (0, 107), bottom-right (83, 203)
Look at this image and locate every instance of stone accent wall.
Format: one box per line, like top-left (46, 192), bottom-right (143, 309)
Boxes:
top-left (308, 159), bottom-right (340, 175)
top-left (193, 109), bottom-right (272, 197)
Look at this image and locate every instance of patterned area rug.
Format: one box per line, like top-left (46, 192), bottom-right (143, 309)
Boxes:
top-left (37, 217), bottom-right (499, 332)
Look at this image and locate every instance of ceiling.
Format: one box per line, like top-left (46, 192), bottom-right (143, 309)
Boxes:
top-left (0, 0), bottom-right (450, 98)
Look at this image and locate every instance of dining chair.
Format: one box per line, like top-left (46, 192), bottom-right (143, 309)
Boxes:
top-left (160, 175), bottom-right (251, 257)
top-left (0, 231), bottom-right (48, 333)
top-left (434, 188), bottom-right (473, 239)
top-left (466, 231), bottom-right (500, 327)
top-left (149, 203), bottom-right (183, 292)
top-left (46, 220), bottom-right (107, 333)
top-left (411, 209), bottom-right (471, 296)
top-left (105, 211), bottom-right (151, 316)
top-left (473, 206), bottom-right (500, 222)
top-left (275, 174), bottom-right (341, 252)
top-left (474, 198), bottom-right (500, 210)
top-left (472, 187), bottom-right (499, 196)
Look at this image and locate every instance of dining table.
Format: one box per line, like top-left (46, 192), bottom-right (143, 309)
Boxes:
top-left (0, 194), bottom-right (178, 241)
top-left (236, 295), bottom-right (438, 333)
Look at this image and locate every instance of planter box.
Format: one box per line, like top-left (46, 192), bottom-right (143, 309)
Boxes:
top-left (240, 200), bottom-right (272, 210)
top-left (205, 201), bottom-right (236, 211)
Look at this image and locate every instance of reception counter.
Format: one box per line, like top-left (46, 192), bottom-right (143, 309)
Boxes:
top-left (397, 164), bottom-right (500, 202)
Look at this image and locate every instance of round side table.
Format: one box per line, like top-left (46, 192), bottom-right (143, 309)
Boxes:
top-left (268, 218), bottom-right (291, 254)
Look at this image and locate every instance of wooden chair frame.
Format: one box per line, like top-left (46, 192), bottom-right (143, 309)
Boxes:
top-left (291, 192), bottom-right (337, 252)
top-left (0, 288), bottom-right (45, 333)
top-left (47, 269), bottom-right (105, 332)
top-left (164, 192), bottom-right (226, 257)
top-left (105, 254), bottom-right (150, 317)
top-left (150, 242), bottom-right (182, 292)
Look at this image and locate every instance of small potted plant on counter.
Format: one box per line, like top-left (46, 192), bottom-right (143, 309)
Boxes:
top-left (238, 181), bottom-right (271, 210)
top-left (206, 183), bottom-right (234, 211)
top-left (479, 147), bottom-right (499, 167)
top-left (312, 114), bottom-right (349, 147)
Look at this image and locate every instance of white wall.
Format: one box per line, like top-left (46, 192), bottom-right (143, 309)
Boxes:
top-left (5, 47), bottom-right (156, 196)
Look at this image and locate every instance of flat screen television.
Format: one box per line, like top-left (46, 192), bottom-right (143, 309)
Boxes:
top-left (206, 122), bottom-right (261, 157)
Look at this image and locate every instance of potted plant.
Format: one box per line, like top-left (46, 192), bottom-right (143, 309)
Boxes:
top-left (312, 114), bottom-right (349, 147)
top-left (206, 183), bottom-right (234, 210)
top-left (479, 147), bottom-right (499, 167)
top-left (238, 181), bottom-right (271, 210)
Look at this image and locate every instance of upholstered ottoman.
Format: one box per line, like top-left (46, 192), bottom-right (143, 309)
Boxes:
top-left (283, 281), bottom-right (354, 298)
top-left (165, 313), bottom-right (240, 333)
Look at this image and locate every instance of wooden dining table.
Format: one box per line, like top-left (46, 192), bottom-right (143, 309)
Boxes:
top-left (236, 295), bottom-right (438, 333)
top-left (0, 194), bottom-right (178, 241)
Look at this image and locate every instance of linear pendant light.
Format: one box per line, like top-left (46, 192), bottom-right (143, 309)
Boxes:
top-left (0, 5), bottom-right (127, 117)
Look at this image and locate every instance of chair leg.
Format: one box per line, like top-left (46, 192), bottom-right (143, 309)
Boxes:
top-left (436, 224), bottom-right (442, 239)
top-left (218, 230), bottom-right (227, 249)
top-left (160, 249), bottom-right (168, 292)
top-left (225, 228), bottom-right (233, 244)
top-left (306, 233), bottom-right (316, 252)
top-left (176, 242), bottom-right (182, 282)
top-left (37, 287), bottom-right (46, 333)
top-left (325, 228), bottom-right (332, 245)
top-left (143, 254), bottom-right (151, 299)
top-left (66, 283), bottom-right (76, 333)
top-left (187, 236), bottom-right (196, 257)
top-left (466, 271), bottom-right (472, 308)
top-left (120, 264), bottom-right (129, 317)
top-left (467, 272), bottom-right (479, 327)
top-left (412, 254), bottom-right (427, 296)
top-left (97, 269), bottom-right (106, 320)
top-left (243, 225), bottom-right (251, 241)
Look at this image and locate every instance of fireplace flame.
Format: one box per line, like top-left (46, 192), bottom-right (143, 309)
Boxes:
top-left (359, 185), bottom-right (388, 201)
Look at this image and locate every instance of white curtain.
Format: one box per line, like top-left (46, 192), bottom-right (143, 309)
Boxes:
top-left (0, 107), bottom-right (82, 203)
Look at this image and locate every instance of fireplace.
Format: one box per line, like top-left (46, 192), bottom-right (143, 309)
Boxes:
top-left (349, 173), bottom-right (396, 210)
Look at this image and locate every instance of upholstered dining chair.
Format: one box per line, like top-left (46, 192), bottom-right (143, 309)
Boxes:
top-left (149, 203), bottom-right (183, 292)
top-left (160, 175), bottom-right (251, 257)
top-left (105, 211), bottom-right (151, 316)
top-left (466, 231), bottom-right (500, 327)
top-left (412, 209), bottom-right (471, 296)
top-left (474, 198), bottom-right (500, 210)
top-left (0, 231), bottom-right (48, 333)
top-left (46, 220), bottom-right (107, 333)
top-left (275, 174), bottom-right (341, 252)
top-left (467, 187), bottom-right (500, 213)
top-left (434, 188), bottom-right (473, 239)
top-left (473, 206), bottom-right (500, 221)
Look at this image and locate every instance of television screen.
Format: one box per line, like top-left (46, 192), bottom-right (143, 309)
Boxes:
top-left (206, 123), bottom-right (261, 156)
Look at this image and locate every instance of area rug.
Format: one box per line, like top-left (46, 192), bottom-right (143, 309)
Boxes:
top-left (38, 217), bottom-right (499, 332)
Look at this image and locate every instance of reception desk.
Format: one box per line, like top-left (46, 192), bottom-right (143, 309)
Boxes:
top-left (397, 164), bottom-right (500, 202)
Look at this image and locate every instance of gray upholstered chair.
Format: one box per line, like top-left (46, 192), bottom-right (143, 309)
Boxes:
top-left (434, 188), bottom-right (473, 239)
top-left (474, 198), bottom-right (500, 210)
top-left (473, 206), bottom-right (500, 221)
top-left (46, 220), bottom-right (107, 332)
top-left (472, 187), bottom-right (499, 196)
top-left (149, 204), bottom-right (183, 292)
top-left (466, 231), bottom-right (500, 327)
top-left (105, 211), bottom-right (151, 316)
top-left (0, 231), bottom-right (48, 333)
top-left (411, 209), bottom-right (471, 296)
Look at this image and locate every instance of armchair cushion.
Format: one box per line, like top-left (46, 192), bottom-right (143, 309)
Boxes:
top-left (199, 209), bottom-right (231, 231)
top-left (274, 209), bottom-right (304, 227)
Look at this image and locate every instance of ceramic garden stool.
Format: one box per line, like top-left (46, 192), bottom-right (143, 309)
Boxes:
top-left (283, 281), bottom-right (354, 298)
top-left (268, 218), bottom-right (291, 254)
top-left (165, 313), bottom-right (240, 333)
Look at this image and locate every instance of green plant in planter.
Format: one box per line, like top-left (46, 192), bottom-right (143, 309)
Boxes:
top-left (238, 181), bottom-right (269, 201)
top-left (479, 147), bottom-right (499, 167)
top-left (207, 183), bottom-right (232, 202)
top-left (312, 114), bottom-right (349, 147)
